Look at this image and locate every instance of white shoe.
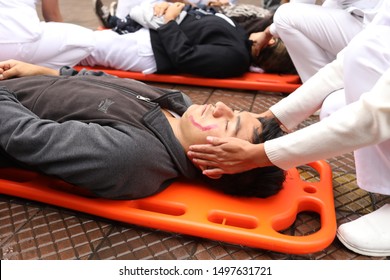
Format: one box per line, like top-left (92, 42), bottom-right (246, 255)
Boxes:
top-left (337, 204), bottom-right (390, 257)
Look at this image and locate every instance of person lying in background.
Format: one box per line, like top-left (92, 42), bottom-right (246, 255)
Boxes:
top-left (92, 0), bottom-right (296, 76)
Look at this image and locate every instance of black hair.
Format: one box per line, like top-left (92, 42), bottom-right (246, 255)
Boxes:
top-left (199, 117), bottom-right (287, 198)
top-left (232, 12), bottom-right (297, 75)
top-left (252, 38), bottom-right (297, 74)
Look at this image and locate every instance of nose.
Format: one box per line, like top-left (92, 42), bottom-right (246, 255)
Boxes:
top-left (212, 102), bottom-right (234, 118)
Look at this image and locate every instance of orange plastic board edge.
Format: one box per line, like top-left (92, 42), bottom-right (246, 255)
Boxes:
top-left (74, 66), bottom-right (301, 93)
top-left (0, 160), bottom-right (336, 254)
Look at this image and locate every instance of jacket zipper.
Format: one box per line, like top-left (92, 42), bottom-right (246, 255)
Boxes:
top-left (85, 78), bottom-right (153, 103)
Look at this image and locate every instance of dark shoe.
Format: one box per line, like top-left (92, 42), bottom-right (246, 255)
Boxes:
top-left (93, 0), bottom-right (111, 28)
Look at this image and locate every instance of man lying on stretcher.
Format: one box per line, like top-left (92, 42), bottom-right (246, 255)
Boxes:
top-left (0, 60), bottom-right (286, 200)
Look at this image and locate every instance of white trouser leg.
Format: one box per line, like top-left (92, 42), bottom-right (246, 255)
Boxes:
top-left (343, 25), bottom-right (390, 195)
top-left (0, 22), bottom-right (95, 70)
top-left (273, 3), bottom-right (363, 82)
top-left (80, 28), bottom-right (157, 74)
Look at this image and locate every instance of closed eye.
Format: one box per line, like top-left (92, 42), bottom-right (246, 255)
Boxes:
top-left (225, 108), bottom-right (243, 134)
top-left (225, 114), bottom-right (242, 136)
top-left (234, 115), bottom-right (241, 136)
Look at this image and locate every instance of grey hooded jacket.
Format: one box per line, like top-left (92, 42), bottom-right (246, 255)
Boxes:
top-left (0, 68), bottom-right (197, 199)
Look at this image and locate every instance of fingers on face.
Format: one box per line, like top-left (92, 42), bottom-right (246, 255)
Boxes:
top-left (188, 151), bottom-right (216, 161)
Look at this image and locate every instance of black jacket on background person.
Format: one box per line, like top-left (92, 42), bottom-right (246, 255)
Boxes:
top-left (150, 13), bottom-right (252, 78)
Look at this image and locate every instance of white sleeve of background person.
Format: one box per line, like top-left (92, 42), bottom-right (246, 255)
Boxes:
top-left (269, 52), bottom-right (344, 131)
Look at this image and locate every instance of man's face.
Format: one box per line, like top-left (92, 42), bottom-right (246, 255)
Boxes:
top-left (178, 102), bottom-right (262, 147)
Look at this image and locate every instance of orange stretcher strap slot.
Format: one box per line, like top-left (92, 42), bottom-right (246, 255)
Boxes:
top-left (74, 66), bottom-right (301, 93)
top-left (0, 160), bottom-right (336, 254)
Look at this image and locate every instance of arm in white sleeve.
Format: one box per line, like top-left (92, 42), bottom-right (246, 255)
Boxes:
top-left (265, 67), bottom-right (390, 170)
top-left (268, 23), bottom-right (278, 37)
top-left (269, 51), bottom-right (344, 130)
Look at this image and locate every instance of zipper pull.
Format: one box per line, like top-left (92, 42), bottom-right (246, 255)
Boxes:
top-left (136, 95), bottom-right (151, 102)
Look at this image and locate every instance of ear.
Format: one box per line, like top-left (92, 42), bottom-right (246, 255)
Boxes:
top-left (268, 38), bottom-right (276, 46)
